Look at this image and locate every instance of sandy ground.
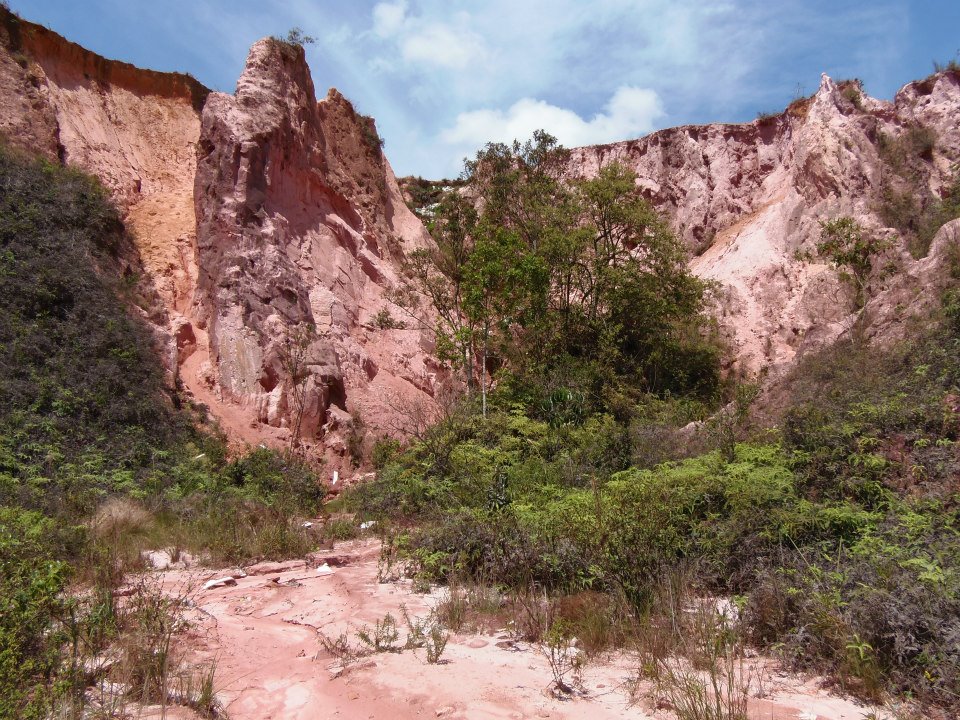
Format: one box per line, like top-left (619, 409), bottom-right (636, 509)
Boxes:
top-left (149, 539), bottom-right (887, 720)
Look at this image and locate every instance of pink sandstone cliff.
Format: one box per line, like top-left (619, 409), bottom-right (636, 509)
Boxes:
top-left (0, 9), bottom-right (440, 466)
top-left (2, 5), bottom-right (958, 456)
top-left (568, 73), bottom-right (960, 379)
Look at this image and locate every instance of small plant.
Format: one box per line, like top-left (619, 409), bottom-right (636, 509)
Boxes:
top-left (932, 55), bottom-right (960, 74)
top-left (425, 622), bottom-right (450, 664)
top-left (435, 579), bottom-right (503, 633)
top-left (542, 619), bottom-right (585, 694)
top-left (283, 27), bottom-right (316, 47)
top-left (357, 613), bottom-right (401, 653)
top-left (359, 115), bottom-right (386, 155)
top-left (816, 216), bottom-right (892, 308)
top-left (841, 81), bottom-right (865, 111)
top-left (374, 308), bottom-right (406, 330)
top-left (319, 631), bottom-right (364, 666)
top-left (400, 606), bottom-right (450, 663)
top-left (371, 436), bottom-right (403, 470)
top-left (174, 660), bottom-right (224, 719)
top-left (324, 516), bottom-right (359, 541)
top-left (709, 382), bottom-right (759, 463)
top-left (346, 411), bottom-right (367, 468)
top-left (654, 602), bottom-right (751, 720)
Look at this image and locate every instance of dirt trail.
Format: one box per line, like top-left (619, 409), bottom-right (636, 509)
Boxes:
top-left (162, 540), bottom-right (886, 720)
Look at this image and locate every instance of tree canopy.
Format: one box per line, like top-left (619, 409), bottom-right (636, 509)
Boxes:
top-left (405, 132), bottom-right (719, 417)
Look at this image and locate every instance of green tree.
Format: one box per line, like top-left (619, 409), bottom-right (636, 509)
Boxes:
top-left (462, 227), bottom-right (547, 416)
top-left (816, 216), bottom-right (892, 308)
top-left (407, 132), bottom-right (719, 414)
top-left (407, 193), bottom-right (480, 393)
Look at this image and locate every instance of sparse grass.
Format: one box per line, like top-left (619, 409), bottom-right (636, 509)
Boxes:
top-left (435, 578), bottom-right (504, 633)
top-left (324, 516), bottom-right (360, 541)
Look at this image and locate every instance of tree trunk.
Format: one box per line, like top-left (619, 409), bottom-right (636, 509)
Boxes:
top-left (481, 328), bottom-right (488, 418)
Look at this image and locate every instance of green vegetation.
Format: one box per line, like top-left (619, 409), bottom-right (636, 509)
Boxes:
top-left (279, 26), bottom-right (316, 47)
top-left (0, 143), bottom-right (325, 717)
top-left (876, 124), bottom-right (960, 258)
top-left (404, 132), bottom-right (718, 419)
top-left (400, 176), bottom-right (466, 217)
top-left (358, 113), bottom-right (385, 154)
top-left (350, 297), bottom-right (960, 710)
top-left (815, 216), bottom-right (892, 308)
top-left (347, 131), bottom-right (960, 714)
top-left (3, 100), bottom-right (958, 714)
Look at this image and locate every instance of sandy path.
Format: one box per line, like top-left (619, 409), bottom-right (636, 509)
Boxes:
top-left (162, 540), bottom-right (885, 720)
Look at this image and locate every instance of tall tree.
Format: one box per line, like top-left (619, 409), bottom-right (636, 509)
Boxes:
top-left (407, 132), bottom-right (719, 412)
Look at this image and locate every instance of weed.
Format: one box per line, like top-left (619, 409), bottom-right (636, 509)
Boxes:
top-left (374, 307), bottom-right (406, 330)
top-left (435, 580), bottom-right (503, 633)
top-left (542, 619), bottom-right (585, 694)
top-left (324, 516), bottom-right (359, 542)
top-left (425, 622), bottom-right (450, 664)
top-left (653, 601), bottom-right (751, 720)
top-left (319, 632), bottom-right (364, 666)
top-left (400, 606), bottom-right (450, 663)
top-left (357, 613), bottom-right (401, 653)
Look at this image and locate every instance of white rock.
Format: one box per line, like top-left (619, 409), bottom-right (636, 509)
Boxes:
top-left (316, 563), bottom-right (334, 576)
top-left (360, 520), bottom-right (376, 530)
top-left (204, 576), bottom-right (239, 590)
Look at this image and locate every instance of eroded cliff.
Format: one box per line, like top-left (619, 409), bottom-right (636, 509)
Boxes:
top-left (0, 9), bottom-right (439, 465)
top-left (568, 73), bottom-right (960, 378)
top-left (193, 38), bottom-right (438, 459)
top-left (2, 3), bottom-right (957, 458)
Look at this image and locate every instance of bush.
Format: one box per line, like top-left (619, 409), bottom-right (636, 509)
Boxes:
top-left (222, 447), bottom-right (324, 514)
top-left (0, 507), bottom-right (73, 718)
top-left (371, 437), bottom-right (403, 470)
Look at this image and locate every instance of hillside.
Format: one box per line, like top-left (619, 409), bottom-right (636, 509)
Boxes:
top-left (0, 7), bottom-right (439, 470)
top-left (1, 5), bottom-right (959, 719)
top-left (568, 72), bottom-right (960, 378)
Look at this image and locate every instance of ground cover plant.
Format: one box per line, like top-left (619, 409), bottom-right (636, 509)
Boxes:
top-left (347, 133), bottom-right (960, 716)
top-left (0, 143), bottom-right (326, 718)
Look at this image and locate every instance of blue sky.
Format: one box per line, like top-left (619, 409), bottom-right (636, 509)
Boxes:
top-left (11, 1), bottom-right (960, 178)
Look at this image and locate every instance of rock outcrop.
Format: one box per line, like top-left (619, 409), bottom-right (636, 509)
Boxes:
top-left (193, 38), bottom-right (437, 456)
top-left (2, 3), bottom-right (957, 456)
top-left (568, 73), bottom-right (960, 378)
top-left (0, 8), bottom-right (440, 464)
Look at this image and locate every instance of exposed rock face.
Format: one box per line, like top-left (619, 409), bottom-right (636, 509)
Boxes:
top-left (568, 73), bottom-right (960, 378)
top-left (194, 38), bottom-right (437, 456)
top-left (2, 3), bottom-right (956, 456)
top-left (0, 9), bottom-right (439, 464)
top-left (0, 7), bottom-right (206, 366)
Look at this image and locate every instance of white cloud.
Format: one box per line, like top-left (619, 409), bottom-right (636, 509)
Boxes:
top-left (441, 86), bottom-right (664, 155)
top-left (399, 22), bottom-right (485, 70)
top-left (372, 1), bottom-right (407, 38)
top-left (370, 1), bottom-right (486, 70)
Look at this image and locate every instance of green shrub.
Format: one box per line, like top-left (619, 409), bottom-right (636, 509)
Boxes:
top-left (222, 447), bottom-right (324, 514)
top-left (371, 437), bottom-right (402, 470)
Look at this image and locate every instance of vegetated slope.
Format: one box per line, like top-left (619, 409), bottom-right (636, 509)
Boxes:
top-left (347, 130), bottom-right (960, 716)
top-left (0, 143), bottom-right (188, 512)
top-left (568, 72), bottom-right (960, 379)
top-left (0, 143), bottom-right (329, 718)
top-left (0, 7), bottom-right (440, 467)
top-left (352, 262), bottom-right (960, 716)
